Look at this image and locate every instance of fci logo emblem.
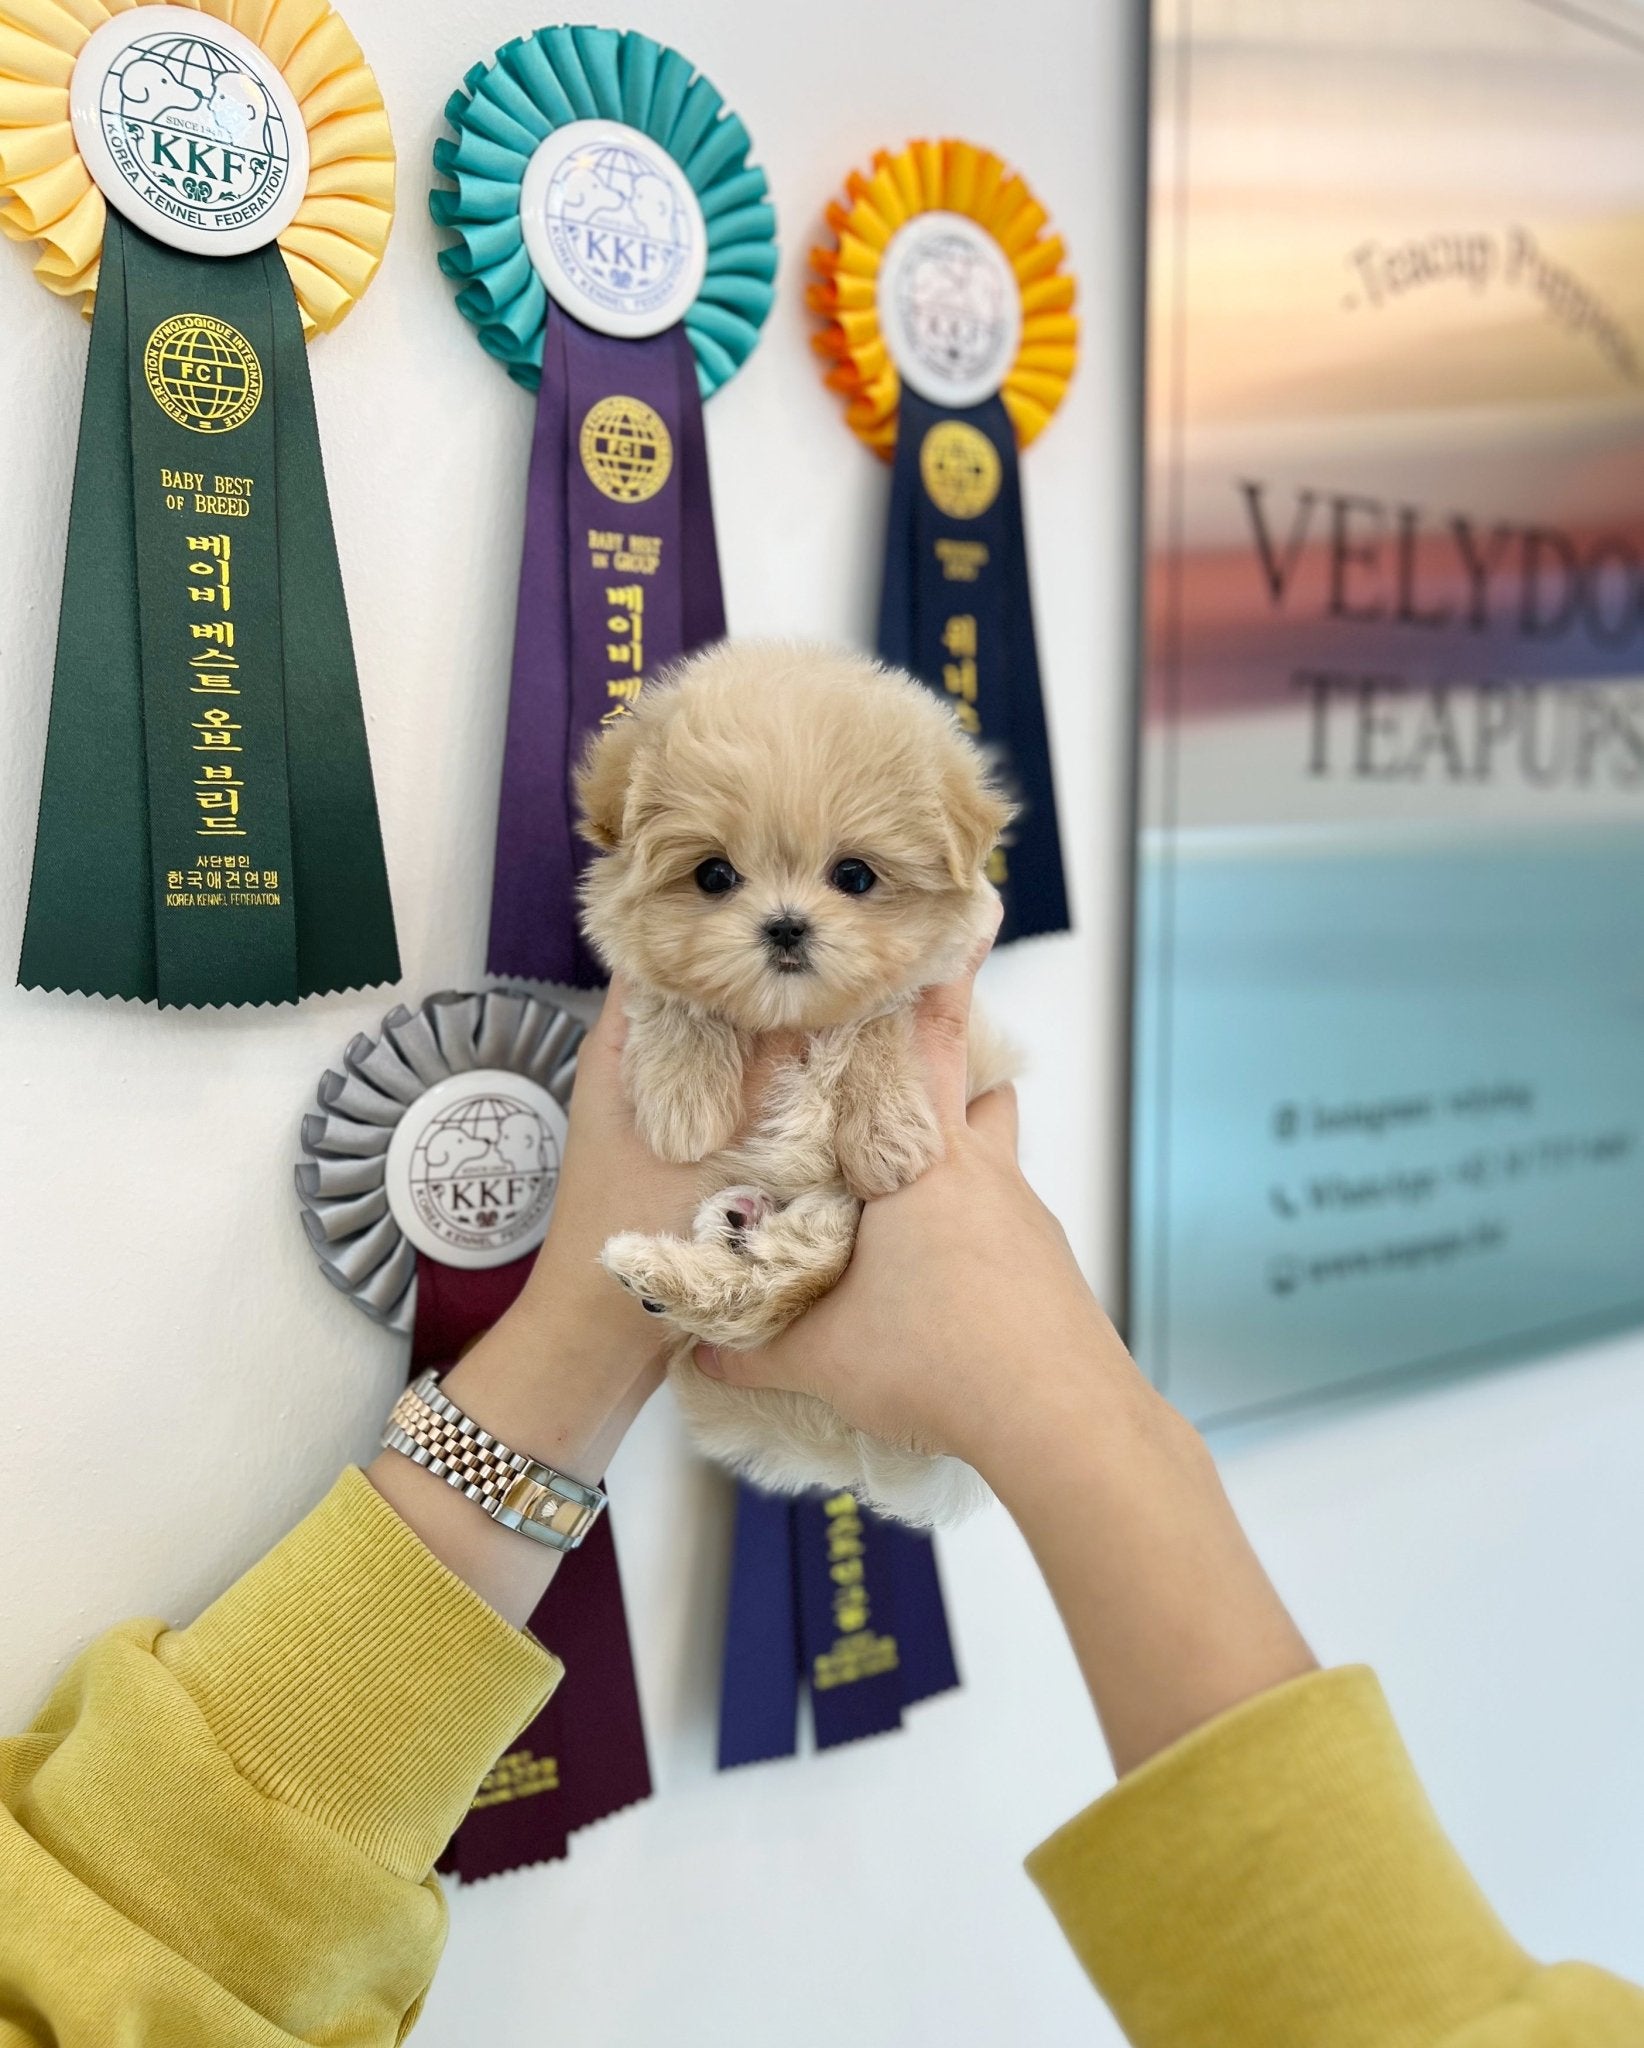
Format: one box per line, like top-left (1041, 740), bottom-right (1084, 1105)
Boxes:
top-left (144, 315), bottom-right (264, 436)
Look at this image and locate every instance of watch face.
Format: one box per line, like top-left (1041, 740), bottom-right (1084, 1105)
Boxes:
top-left (877, 210), bottom-right (1023, 409)
top-left (69, 4), bottom-right (308, 258)
top-left (384, 1070), bottom-right (568, 1270)
top-left (519, 118), bottom-right (708, 337)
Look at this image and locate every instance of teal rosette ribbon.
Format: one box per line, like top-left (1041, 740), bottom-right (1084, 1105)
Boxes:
top-left (429, 25), bottom-right (777, 393)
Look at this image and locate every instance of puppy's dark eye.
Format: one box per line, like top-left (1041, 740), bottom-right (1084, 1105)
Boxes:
top-left (829, 858), bottom-right (877, 896)
top-left (694, 857), bottom-right (740, 896)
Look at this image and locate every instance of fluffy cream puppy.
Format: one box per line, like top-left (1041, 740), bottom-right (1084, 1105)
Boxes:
top-left (578, 640), bottom-right (1017, 1523)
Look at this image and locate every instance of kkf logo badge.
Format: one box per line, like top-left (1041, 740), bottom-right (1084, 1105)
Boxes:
top-left (89, 22), bottom-right (295, 240)
top-left (144, 315), bottom-right (264, 435)
top-left (519, 119), bottom-right (710, 340)
top-left (546, 136), bottom-right (696, 323)
top-left (404, 1088), bottom-right (562, 1263)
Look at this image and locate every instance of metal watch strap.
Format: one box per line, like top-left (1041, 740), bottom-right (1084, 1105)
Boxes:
top-left (381, 1369), bottom-right (607, 1552)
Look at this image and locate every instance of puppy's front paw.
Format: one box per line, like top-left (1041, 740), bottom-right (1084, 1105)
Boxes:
top-left (601, 1230), bottom-right (695, 1325)
top-left (633, 1081), bottom-right (740, 1165)
top-left (835, 1094), bottom-right (942, 1200)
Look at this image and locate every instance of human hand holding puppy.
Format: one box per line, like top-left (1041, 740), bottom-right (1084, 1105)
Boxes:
top-left (695, 937), bottom-right (1121, 1470)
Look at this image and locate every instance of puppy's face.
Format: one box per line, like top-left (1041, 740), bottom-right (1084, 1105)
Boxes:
top-left (577, 644), bottom-right (1011, 1033)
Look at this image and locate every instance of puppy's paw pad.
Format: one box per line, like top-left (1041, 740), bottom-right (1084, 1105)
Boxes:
top-left (692, 1185), bottom-right (777, 1249)
top-left (722, 1187), bottom-right (776, 1236)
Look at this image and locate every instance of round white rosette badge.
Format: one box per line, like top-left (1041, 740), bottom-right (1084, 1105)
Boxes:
top-left (876, 210), bottom-right (1023, 410)
top-left (296, 990), bottom-right (583, 1330)
top-left (519, 118), bottom-right (708, 339)
top-left (68, 6), bottom-right (310, 259)
top-left (384, 1069), bottom-right (566, 1270)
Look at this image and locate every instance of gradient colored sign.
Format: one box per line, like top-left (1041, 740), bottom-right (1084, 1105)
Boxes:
top-left (1133, 0), bottom-right (1644, 1423)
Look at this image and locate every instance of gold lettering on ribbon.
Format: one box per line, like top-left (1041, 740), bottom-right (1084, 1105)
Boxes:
top-left (811, 1493), bottom-right (901, 1692)
top-left (470, 1747), bottom-right (561, 1809)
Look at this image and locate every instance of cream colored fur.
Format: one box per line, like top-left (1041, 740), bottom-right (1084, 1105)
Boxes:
top-left (577, 641), bottom-right (1020, 1525)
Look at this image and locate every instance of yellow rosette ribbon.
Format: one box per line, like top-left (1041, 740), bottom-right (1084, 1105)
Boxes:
top-left (808, 136), bottom-right (1076, 948)
top-left (0, 0), bottom-right (393, 334)
top-left (808, 136), bottom-right (1077, 455)
top-left (3, 0), bottom-right (400, 1008)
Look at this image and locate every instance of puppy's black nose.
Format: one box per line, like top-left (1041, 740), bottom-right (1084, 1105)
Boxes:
top-left (764, 913), bottom-right (810, 954)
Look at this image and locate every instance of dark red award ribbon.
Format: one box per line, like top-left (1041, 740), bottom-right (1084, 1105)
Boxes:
top-left (487, 313), bottom-right (725, 988)
top-left (414, 1257), bottom-right (651, 1879)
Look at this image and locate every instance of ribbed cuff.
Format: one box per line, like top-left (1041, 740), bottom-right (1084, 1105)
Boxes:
top-left (159, 1468), bottom-right (561, 1879)
top-left (1027, 1666), bottom-right (1532, 2048)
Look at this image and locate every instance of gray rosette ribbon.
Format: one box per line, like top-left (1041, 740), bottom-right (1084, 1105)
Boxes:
top-left (296, 988), bottom-right (583, 1333)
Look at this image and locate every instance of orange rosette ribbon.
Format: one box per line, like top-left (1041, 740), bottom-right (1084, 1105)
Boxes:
top-left (808, 136), bottom-right (1077, 454)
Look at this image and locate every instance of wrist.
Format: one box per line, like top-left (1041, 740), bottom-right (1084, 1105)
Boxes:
top-left (442, 1284), bottom-right (666, 1485)
top-left (953, 1311), bottom-right (1158, 1505)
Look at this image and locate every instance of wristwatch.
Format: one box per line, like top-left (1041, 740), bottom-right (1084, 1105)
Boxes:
top-left (381, 1369), bottom-right (607, 1552)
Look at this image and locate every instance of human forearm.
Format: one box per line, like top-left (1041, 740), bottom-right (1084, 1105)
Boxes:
top-left (364, 975), bottom-right (708, 1630)
top-left (980, 1328), bottom-right (1315, 1776)
top-left (0, 1472), bottom-right (555, 2045)
top-left (365, 1275), bottom-right (665, 1630)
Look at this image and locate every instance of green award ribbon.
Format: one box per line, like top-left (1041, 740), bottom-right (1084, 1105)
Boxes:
top-left (4, 0), bottom-right (400, 1009)
top-left (19, 216), bottom-right (397, 1005)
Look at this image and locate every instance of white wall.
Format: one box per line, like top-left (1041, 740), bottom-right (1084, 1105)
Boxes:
top-left (2, 1), bottom-right (1642, 2041)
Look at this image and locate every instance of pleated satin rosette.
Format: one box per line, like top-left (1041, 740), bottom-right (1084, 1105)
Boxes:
top-left (4, 0), bottom-right (400, 1007)
top-left (429, 23), bottom-right (774, 395)
top-left (0, 0), bottom-right (394, 332)
top-left (296, 989), bottom-right (655, 1881)
top-left (808, 136), bottom-right (1077, 949)
top-left (808, 137), bottom-right (1076, 456)
top-left (429, 26), bottom-right (776, 987)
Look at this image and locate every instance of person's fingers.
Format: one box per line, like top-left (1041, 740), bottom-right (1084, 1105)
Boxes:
top-left (913, 894), bottom-right (1003, 1132)
top-left (584, 972), bottom-right (630, 1061)
top-left (967, 1081), bottom-right (1020, 1157)
top-left (565, 977), bottom-right (638, 1155)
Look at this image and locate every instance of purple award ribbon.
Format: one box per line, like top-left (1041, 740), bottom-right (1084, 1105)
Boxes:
top-left (718, 1479), bottom-right (961, 1766)
top-left (488, 312), bottom-right (726, 987)
top-left (411, 1254), bottom-right (652, 1879)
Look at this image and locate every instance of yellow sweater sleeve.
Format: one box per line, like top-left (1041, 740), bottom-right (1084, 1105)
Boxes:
top-left (1027, 1664), bottom-right (1644, 2048)
top-left (0, 1468), bottom-right (560, 2047)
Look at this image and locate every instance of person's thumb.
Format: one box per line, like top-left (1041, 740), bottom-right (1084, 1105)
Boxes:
top-left (914, 892), bottom-right (1003, 1132)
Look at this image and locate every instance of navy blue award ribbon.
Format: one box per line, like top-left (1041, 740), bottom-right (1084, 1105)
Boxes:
top-left (877, 385), bottom-right (1070, 946)
top-left (718, 1480), bottom-right (960, 1767)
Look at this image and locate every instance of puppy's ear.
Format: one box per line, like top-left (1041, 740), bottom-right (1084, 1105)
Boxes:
top-left (575, 715), bottom-right (644, 849)
top-left (940, 755), bottom-right (1015, 885)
